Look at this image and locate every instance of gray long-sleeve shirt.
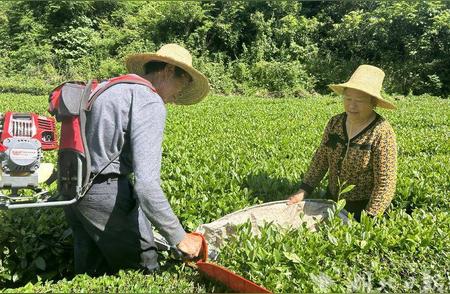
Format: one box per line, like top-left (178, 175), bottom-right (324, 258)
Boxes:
top-left (85, 79), bottom-right (186, 246)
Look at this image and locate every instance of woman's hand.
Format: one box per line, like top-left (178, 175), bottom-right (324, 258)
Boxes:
top-left (287, 189), bottom-right (306, 205)
top-left (177, 233), bottom-right (203, 259)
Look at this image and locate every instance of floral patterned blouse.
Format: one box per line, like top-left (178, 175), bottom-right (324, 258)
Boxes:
top-left (299, 112), bottom-right (397, 216)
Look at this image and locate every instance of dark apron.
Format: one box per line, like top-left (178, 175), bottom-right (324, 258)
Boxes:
top-left (344, 199), bottom-right (369, 221)
top-left (326, 188), bottom-right (369, 221)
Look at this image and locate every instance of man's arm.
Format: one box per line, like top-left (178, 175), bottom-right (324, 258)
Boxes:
top-left (130, 86), bottom-right (186, 246)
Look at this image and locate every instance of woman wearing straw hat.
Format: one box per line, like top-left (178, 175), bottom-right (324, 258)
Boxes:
top-left (64, 44), bottom-right (209, 275)
top-left (287, 65), bottom-right (397, 220)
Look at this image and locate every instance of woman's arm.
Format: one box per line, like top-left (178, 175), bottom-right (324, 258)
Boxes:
top-left (288, 118), bottom-right (334, 203)
top-left (366, 124), bottom-right (397, 216)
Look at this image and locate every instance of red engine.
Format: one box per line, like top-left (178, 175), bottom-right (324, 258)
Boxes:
top-left (0, 112), bottom-right (58, 151)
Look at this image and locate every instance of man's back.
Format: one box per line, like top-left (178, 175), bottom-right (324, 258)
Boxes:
top-left (86, 83), bottom-right (165, 176)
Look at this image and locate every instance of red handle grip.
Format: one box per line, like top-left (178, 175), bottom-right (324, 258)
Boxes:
top-left (189, 232), bottom-right (208, 262)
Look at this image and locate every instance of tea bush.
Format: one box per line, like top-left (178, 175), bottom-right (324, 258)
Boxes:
top-left (0, 93), bottom-right (449, 291)
top-left (219, 209), bottom-right (450, 292)
top-left (0, 77), bottom-right (55, 96)
top-left (2, 269), bottom-right (223, 293)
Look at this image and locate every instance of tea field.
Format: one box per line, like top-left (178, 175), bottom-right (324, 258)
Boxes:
top-left (0, 93), bottom-right (449, 292)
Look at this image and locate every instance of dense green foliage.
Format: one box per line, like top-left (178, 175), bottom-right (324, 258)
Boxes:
top-left (0, 93), bottom-right (448, 291)
top-left (0, 1), bottom-right (449, 97)
top-left (3, 268), bottom-right (224, 293)
top-left (220, 209), bottom-right (449, 292)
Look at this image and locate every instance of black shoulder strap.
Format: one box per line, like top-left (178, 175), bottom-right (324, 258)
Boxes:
top-left (79, 80), bottom-right (93, 191)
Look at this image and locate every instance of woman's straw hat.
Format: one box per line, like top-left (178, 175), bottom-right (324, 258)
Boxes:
top-left (329, 64), bottom-right (396, 109)
top-left (125, 44), bottom-right (210, 105)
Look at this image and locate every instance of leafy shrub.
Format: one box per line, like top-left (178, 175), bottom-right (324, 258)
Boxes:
top-left (249, 60), bottom-right (316, 97)
top-left (3, 268), bottom-right (222, 293)
top-left (0, 209), bottom-right (71, 287)
top-left (219, 209), bottom-right (450, 292)
top-left (314, 0), bottom-right (450, 96)
top-left (94, 58), bottom-right (127, 80)
top-left (0, 1), bottom-right (449, 97)
top-left (0, 77), bottom-right (55, 96)
top-left (195, 56), bottom-right (235, 95)
top-left (51, 27), bottom-right (99, 61)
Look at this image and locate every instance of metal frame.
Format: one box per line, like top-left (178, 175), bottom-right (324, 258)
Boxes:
top-left (0, 156), bottom-right (83, 209)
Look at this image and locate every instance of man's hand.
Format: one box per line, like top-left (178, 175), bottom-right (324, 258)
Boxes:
top-left (176, 233), bottom-right (203, 259)
top-left (287, 189), bottom-right (306, 205)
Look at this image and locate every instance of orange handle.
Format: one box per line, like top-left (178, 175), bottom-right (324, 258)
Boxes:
top-left (189, 232), bottom-right (208, 262)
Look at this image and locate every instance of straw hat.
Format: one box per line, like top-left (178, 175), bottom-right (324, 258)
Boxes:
top-left (329, 64), bottom-right (396, 109)
top-left (125, 44), bottom-right (210, 105)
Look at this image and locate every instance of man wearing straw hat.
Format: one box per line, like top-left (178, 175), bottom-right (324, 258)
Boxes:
top-left (288, 65), bottom-right (397, 220)
top-left (64, 44), bottom-right (209, 275)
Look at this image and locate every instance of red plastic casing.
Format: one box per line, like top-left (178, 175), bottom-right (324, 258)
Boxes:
top-left (0, 112), bottom-right (58, 150)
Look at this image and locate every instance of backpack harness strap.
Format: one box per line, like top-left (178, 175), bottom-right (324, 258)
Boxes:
top-left (78, 80), bottom-right (93, 197)
top-left (86, 74), bottom-right (156, 111)
top-left (80, 74), bottom-right (156, 197)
